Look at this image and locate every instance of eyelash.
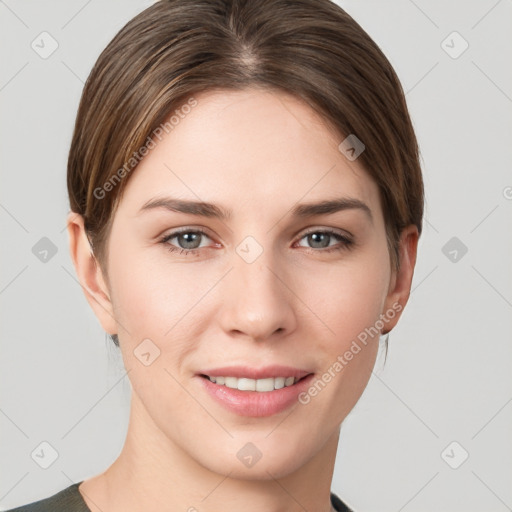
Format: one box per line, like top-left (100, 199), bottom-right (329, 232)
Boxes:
top-left (159, 227), bottom-right (354, 257)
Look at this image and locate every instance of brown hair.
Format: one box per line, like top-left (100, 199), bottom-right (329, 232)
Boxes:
top-left (67, 0), bottom-right (424, 346)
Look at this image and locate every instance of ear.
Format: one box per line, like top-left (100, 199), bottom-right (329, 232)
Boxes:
top-left (381, 224), bottom-right (419, 334)
top-left (66, 211), bottom-right (117, 336)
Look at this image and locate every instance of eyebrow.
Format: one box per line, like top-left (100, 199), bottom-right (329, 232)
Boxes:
top-left (138, 196), bottom-right (372, 222)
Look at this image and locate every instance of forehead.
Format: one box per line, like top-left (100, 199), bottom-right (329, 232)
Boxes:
top-left (118, 88), bottom-right (381, 219)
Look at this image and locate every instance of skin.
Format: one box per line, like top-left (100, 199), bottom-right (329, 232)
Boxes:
top-left (67, 87), bottom-right (418, 512)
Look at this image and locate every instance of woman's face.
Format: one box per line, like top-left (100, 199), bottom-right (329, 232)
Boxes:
top-left (77, 88), bottom-right (416, 480)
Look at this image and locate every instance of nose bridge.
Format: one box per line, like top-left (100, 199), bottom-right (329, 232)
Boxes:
top-left (218, 234), bottom-right (296, 340)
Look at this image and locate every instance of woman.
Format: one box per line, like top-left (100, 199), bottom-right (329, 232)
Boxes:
top-left (7, 0), bottom-right (423, 510)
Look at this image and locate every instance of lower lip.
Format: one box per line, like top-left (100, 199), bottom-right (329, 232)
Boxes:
top-left (196, 374), bottom-right (315, 417)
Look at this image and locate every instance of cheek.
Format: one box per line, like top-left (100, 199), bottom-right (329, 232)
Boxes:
top-left (109, 241), bottom-right (207, 334)
top-left (298, 254), bottom-right (390, 344)
top-left (293, 249), bottom-right (389, 414)
top-left (107, 242), bottom-right (224, 381)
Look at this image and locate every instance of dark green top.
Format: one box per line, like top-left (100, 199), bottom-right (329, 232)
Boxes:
top-left (4, 481), bottom-right (354, 511)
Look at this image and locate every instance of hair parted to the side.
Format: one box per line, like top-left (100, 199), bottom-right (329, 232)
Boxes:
top-left (67, 0), bottom-right (424, 348)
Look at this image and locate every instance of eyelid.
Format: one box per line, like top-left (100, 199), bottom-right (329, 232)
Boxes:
top-left (297, 225), bottom-right (353, 240)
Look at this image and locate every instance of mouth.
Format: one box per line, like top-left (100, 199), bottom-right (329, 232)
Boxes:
top-left (195, 366), bottom-right (315, 417)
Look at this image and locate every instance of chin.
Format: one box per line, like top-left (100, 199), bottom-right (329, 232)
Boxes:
top-left (192, 439), bottom-right (309, 481)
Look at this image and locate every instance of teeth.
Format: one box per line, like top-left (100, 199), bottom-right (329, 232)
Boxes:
top-left (207, 375), bottom-right (298, 391)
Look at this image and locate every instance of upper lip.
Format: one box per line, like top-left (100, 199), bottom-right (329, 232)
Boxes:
top-left (198, 365), bottom-right (312, 380)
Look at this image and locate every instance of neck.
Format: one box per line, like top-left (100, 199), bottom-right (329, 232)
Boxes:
top-left (80, 391), bottom-right (340, 512)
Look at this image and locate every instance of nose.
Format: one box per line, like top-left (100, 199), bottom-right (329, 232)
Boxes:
top-left (217, 246), bottom-right (297, 342)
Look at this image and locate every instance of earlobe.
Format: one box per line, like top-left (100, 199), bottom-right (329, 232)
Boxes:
top-left (66, 211), bottom-right (117, 335)
top-left (382, 225), bottom-right (419, 334)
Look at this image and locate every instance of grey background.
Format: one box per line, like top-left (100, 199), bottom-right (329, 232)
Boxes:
top-left (1, 1), bottom-right (511, 511)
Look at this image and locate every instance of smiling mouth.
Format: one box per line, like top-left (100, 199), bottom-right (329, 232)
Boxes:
top-left (199, 374), bottom-right (311, 392)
